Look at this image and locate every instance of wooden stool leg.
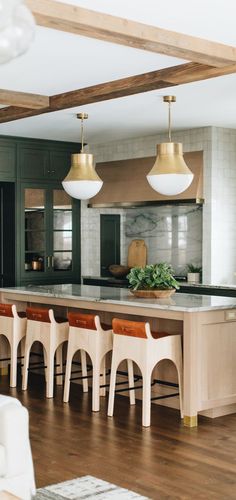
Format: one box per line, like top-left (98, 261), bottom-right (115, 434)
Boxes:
top-left (63, 345), bottom-right (74, 403)
top-left (100, 356), bottom-right (106, 397)
top-left (43, 346), bottom-right (47, 383)
top-left (107, 359), bottom-right (119, 417)
top-left (56, 344), bottom-right (63, 386)
top-left (92, 358), bottom-right (101, 412)
top-left (81, 349), bottom-right (88, 393)
top-left (9, 340), bottom-right (18, 388)
top-left (46, 349), bottom-right (54, 398)
top-left (142, 370), bottom-right (151, 427)
top-left (20, 337), bottom-right (25, 377)
top-left (127, 359), bottom-right (135, 405)
top-left (22, 342), bottom-right (32, 391)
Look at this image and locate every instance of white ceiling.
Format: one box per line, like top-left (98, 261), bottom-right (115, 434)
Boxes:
top-left (0, 0), bottom-right (236, 144)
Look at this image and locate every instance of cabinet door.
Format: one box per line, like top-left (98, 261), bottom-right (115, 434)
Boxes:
top-left (24, 188), bottom-right (47, 274)
top-left (49, 150), bottom-right (71, 181)
top-left (19, 147), bottom-right (49, 180)
top-left (0, 144), bottom-right (16, 180)
top-left (100, 214), bottom-right (120, 276)
top-left (21, 184), bottom-right (80, 283)
top-left (51, 189), bottom-right (73, 272)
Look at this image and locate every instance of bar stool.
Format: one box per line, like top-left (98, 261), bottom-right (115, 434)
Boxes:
top-left (0, 303), bottom-right (27, 387)
top-left (63, 312), bottom-right (113, 412)
top-left (22, 307), bottom-right (68, 398)
top-left (108, 318), bottom-right (183, 427)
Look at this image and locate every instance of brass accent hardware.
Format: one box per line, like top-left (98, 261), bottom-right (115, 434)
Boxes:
top-left (64, 153), bottom-right (100, 182)
top-left (184, 415), bottom-right (198, 427)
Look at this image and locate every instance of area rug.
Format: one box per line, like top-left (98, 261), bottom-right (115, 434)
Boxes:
top-left (35, 475), bottom-right (150, 499)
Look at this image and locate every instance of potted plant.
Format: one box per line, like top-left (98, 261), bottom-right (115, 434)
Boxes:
top-left (127, 262), bottom-right (180, 298)
top-left (187, 264), bottom-right (202, 284)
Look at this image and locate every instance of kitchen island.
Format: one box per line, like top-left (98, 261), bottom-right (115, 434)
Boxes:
top-left (1, 284), bottom-right (236, 427)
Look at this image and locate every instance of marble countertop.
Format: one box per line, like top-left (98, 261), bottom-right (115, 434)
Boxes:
top-left (1, 284), bottom-right (236, 312)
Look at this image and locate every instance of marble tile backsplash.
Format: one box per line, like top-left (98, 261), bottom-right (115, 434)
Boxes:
top-left (124, 205), bottom-right (202, 275)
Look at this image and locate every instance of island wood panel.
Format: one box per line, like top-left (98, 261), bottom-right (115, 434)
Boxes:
top-left (90, 151), bottom-right (203, 205)
top-left (200, 322), bottom-right (236, 406)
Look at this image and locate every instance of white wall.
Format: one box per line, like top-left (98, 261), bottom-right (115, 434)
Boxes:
top-left (81, 126), bottom-right (236, 285)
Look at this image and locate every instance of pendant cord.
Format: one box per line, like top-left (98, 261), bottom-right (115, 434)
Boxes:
top-left (80, 116), bottom-right (84, 153)
top-left (168, 101), bottom-right (172, 142)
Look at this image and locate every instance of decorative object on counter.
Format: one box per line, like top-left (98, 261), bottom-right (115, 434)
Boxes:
top-left (128, 239), bottom-right (147, 268)
top-left (31, 257), bottom-right (43, 271)
top-left (127, 262), bottom-right (179, 298)
top-left (146, 95), bottom-right (194, 196)
top-left (0, 0), bottom-right (35, 64)
top-left (187, 263), bottom-right (202, 284)
top-left (108, 264), bottom-right (130, 278)
top-left (62, 113), bottom-right (103, 200)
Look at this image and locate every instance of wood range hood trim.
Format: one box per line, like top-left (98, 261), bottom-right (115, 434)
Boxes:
top-left (88, 151), bottom-right (204, 208)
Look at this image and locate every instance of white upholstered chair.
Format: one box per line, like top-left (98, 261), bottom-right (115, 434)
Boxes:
top-left (0, 395), bottom-right (36, 499)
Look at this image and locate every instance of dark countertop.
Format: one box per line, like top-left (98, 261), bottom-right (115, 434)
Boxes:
top-left (82, 276), bottom-right (236, 297)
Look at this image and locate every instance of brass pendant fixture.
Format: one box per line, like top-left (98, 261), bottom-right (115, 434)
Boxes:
top-left (62, 113), bottom-right (103, 200)
top-left (147, 96), bottom-right (194, 196)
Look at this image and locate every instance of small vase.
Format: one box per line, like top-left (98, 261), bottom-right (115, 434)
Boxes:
top-left (130, 289), bottom-right (176, 298)
top-left (187, 272), bottom-right (200, 284)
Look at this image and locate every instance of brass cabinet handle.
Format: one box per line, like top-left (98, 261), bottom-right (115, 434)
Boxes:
top-left (47, 256), bottom-right (50, 268)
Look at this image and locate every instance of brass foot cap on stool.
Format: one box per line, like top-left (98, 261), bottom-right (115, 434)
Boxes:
top-left (184, 415), bottom-right (198, 427)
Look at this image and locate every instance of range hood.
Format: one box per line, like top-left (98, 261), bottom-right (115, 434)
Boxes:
top-left (88, 151), bottom-right (203, 208)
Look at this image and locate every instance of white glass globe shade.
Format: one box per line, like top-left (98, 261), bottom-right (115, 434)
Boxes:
top-left (0, 0), bottom-right (35, 64)
top-left (147, 173), bottom-right (194, 196)
top-left (62, 180), bottom-right (103, 200)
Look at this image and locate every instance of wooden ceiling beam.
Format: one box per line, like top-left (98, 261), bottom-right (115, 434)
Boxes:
top-left (26, 0), bottom-right (236, 67)
top-left (0, 61), bottom-right (236, 124)
top-left (0, 89), bottom-right (49, 109)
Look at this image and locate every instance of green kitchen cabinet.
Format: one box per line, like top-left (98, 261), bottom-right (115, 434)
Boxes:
top-left (18, 145), bottom-right (49, 180)
top-left (18, 143), bottom-right (78, 182)
top-left (100, 214), bottom-right (120, 276)
top-left (0, 142), bottom-right (16, 180)
top-left (49, 150), bottom-right (71, 181)
top-left (17, 183), bottom-right (81, 285)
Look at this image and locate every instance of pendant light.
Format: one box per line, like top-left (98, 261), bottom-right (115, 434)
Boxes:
top-left (62, 113), bottom-right (103, 200)
top-left (147, 96), bottom-right (194, 196)
top-left (0, 0), bottom-right (35, 64)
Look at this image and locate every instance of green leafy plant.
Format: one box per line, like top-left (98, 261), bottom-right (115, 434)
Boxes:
top-left (127, 262), bottom-right (180, 291)
top-left (187, 263), bottom-right (202, 273)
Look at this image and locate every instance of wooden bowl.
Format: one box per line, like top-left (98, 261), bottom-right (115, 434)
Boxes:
top-left (130, 289), bottom-right (176, 298)
top-left (109, 265), bottom-right (130, 278)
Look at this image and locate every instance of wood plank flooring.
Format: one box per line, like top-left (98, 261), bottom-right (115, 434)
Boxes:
top-left (1, 375), bottom-right (236, 499)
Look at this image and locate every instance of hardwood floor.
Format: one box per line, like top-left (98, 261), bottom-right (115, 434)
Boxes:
top-left (1, 375), bottom-right (236, 499)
